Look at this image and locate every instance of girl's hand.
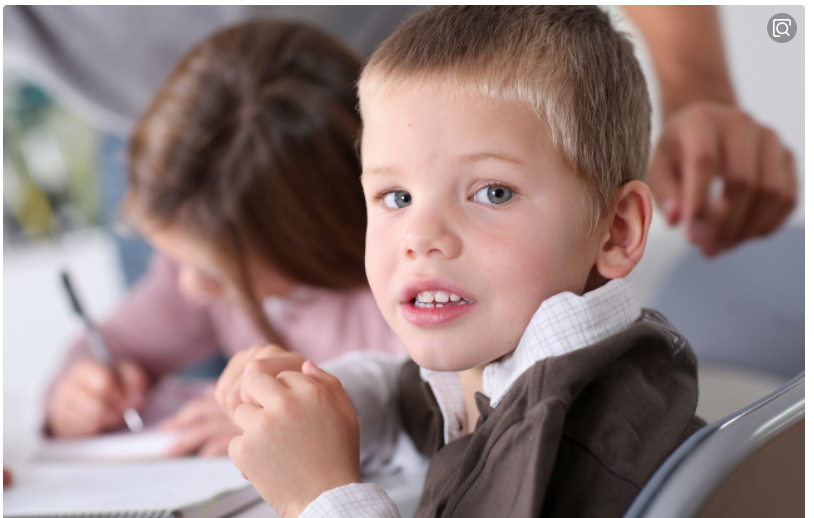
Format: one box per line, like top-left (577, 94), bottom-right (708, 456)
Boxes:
top-left (229, 361), bottom-right (361, 518)
top-left (47, 359), bottom-right (148, 437)
top-left (215, 345), bottom-right (306, 417)
top-left (161, 386), bottom-right (241, 457)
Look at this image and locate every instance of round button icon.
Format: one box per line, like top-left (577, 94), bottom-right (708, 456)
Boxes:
top-left (767, 13), bottom-right (797, 43)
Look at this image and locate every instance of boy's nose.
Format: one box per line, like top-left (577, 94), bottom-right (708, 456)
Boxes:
top-left (401, 206), bottom-right (463, 260)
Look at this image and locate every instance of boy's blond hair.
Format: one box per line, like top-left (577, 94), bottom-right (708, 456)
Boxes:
top-left (359, 6), bottom-right (651, 230)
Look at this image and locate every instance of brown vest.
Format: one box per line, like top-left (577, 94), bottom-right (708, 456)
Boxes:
top-left (399, 309), bottom-right (705, 518)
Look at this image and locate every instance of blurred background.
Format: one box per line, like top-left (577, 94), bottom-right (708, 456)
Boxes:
top-left (2, 6), bottom-right (805, 466)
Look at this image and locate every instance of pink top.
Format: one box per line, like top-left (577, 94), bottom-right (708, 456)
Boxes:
top-left (55, 254), bottom-right (403, 383)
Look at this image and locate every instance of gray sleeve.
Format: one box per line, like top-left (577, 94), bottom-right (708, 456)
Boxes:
top-left (3, 6), bottom-right (425, 134)
top-left (320, 351), bottom-right (416, 476)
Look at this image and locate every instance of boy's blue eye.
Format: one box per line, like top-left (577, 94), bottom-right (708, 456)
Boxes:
top-left (473, 185), bottom-right (514, 205)
top-left (383, 191), bottom-right (412, 209)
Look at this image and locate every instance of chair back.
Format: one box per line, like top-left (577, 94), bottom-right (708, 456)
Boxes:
top-left (623, 372), bottom-right (804, 518)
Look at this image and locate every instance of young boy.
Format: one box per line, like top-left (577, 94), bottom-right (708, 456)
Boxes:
top-left (216, 6), bottom-right (704, 518)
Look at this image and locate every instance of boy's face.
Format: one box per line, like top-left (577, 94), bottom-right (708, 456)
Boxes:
top-left (361, 87), bottom-right (604, 372)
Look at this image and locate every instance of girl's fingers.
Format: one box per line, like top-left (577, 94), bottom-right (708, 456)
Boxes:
top-left (165, 420), bottom-right (223, 457)
top-left (163, 391), bottom-right (227, 431)
top-left (116, 361), bottom-right (149, 408)
top-left (198, 433), bottom-right (235, 457)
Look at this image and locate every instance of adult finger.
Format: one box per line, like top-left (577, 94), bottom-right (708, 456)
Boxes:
top-left (676, 109), bottom-right (722, 244)
top-left (706, 112), bottom-right (760, 252)
top-left (741, 136), bottom-right (797, 239)
top-left (647, 136), bottom-right (682, 225)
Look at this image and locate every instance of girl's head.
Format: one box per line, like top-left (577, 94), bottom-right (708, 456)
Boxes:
top-left (124, 21), bottom-right (367, 341)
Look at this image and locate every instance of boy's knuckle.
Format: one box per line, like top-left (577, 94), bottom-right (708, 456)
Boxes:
top-left (227, 435), bottom-right (244, 462)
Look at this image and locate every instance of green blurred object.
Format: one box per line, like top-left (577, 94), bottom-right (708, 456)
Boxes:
top-left (3, 71), bottom-right (101, 244)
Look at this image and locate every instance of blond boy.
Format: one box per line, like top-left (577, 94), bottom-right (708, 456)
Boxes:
top-left (216, 6), bottom-right (703, 518)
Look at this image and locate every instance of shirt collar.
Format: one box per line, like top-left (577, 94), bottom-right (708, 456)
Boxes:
top-left (483, 274), bottom-right (640, 407)
top-left (420, 275), bottom-right (640, 443)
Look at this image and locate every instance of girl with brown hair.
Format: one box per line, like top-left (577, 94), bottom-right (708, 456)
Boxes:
top-left (44, 20), bottom-right (402, 455)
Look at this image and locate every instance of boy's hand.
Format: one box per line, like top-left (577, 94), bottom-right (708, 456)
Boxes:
top-left (161, 386), bottom-right (241, 457)
top-left (215, 345), bottom-right (306, 416)
top-left (47, 358), bottom-right (148, 437)
top-left (229, 361), bottom-right (361, 518)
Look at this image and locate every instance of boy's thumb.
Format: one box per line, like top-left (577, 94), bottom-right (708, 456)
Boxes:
top-left (301, 360), bottom-right (324, 378)
top-left (302, 361), bottom-right (340, 390)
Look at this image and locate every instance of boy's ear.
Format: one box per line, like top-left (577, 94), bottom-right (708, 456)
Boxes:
top-left (595, 180), bottom-right (652, 280)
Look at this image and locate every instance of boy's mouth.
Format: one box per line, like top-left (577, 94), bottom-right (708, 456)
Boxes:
top-left (412, 290), bottom-right (473, 308)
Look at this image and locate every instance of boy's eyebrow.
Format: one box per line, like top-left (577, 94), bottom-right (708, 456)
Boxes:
top-left (360, 166), bottom-right (395, 179)
top-left (458, 151), bottom-right (525, 166)
top-left (361, 151), bottom-right (526, 179)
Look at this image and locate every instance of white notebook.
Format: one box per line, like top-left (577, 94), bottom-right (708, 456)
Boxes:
top-left (36, 376), bottom-right (210, 463)
top-left (2, 457), bottom-right (261, 518)
top-left (36, 428), bottom-right (183, 463)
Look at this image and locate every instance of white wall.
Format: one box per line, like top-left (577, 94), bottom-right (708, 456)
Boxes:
top-left (3, 230), bottom-right (126, 466)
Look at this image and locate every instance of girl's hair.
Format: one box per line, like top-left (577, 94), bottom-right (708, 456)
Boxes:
top-left (125, 21), bottom-right (367, 344)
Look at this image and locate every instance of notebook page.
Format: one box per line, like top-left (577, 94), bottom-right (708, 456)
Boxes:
top-left (36, 376), bottom-right (210, 463)
top-left (36, 428), bottom-right (183, 462)
top-left (3, 457), bottom-right (254, 516)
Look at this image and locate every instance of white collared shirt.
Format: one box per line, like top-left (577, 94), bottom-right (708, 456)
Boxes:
top-left (303, 275), bottom-right (641, 518)
top-left (420, 275), bottom-right (640, 444)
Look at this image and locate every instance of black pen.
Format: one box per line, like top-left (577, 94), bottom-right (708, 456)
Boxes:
top-left (60, 269), bottom-right (144, 433)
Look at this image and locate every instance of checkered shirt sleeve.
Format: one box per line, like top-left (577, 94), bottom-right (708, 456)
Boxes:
top-left (300, 483), bottom-right (401, 518)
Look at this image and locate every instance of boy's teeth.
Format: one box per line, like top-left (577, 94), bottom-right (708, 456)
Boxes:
top-left (415, 290), bottom-right (468, 305)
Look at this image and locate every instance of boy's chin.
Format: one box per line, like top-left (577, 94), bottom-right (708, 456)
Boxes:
top-left (406, 343), bottom-right (493, 373)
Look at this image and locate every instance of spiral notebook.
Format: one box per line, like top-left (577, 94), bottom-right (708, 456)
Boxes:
top-left (2, 457), bottom-right (263, 518)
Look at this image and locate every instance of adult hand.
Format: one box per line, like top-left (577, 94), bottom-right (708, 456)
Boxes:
top-left (648, 102), bottom-right (797, 257)
top-left (229, 361), bottom-right (361, 518)
top-left (161, 386), bottom-right (241, 457)
top-left (47, 358), bottom-right (148, 437)
top-left (214, 344), bottom-right (306, 417)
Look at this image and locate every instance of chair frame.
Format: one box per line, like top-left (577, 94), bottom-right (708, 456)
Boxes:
top-left (623, 372), bottom-right (804, 518)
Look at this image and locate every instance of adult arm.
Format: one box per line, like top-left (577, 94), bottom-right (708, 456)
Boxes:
top-left (624, 5), bottom-right (797, 256)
